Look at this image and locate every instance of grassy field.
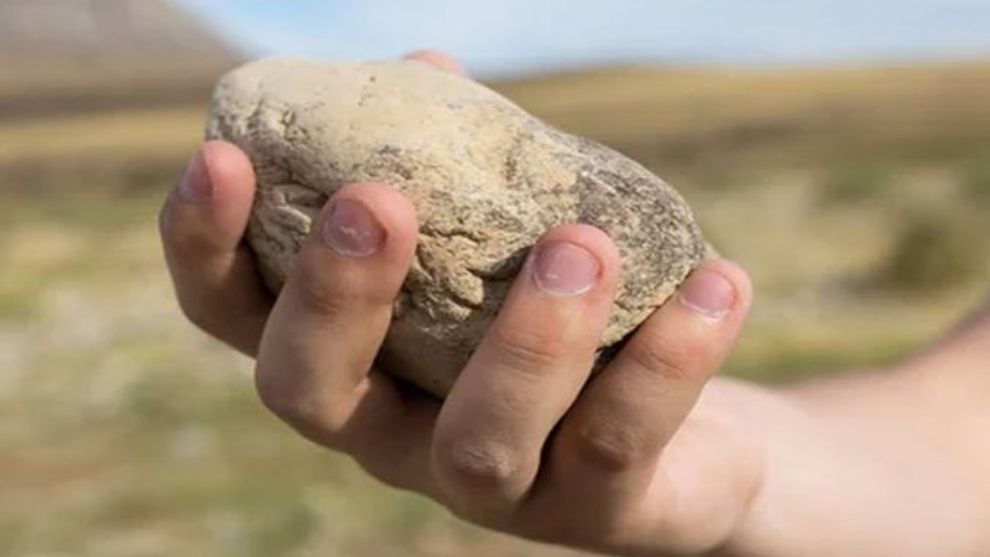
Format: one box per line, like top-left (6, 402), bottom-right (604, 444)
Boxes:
top-left (2, 60), bottom-right (989, 556)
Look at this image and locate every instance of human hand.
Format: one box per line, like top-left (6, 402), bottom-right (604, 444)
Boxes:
top-left (159, 52), bottom-right (856, 557)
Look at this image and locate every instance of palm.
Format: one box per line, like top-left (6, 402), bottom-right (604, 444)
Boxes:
top-left (622, 378), bottom-right (766, 554)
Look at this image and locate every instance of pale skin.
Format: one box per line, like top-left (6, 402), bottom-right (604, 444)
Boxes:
top-left (159, 51), bottom-right (990, 556)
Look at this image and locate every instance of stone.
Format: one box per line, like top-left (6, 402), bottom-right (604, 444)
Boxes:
top-left (206, 58), bottom-right (708, 397)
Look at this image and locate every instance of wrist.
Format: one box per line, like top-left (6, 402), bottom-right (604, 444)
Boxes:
top-left (724, 368), bottom-right (989, 556)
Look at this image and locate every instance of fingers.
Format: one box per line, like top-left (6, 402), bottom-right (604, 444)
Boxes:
top-left (534, 259), bottom-right (752, 532)
top-left (162, 49), bottom-right (463, 354)
top-left (431, 225), bottom-right (620, 518)
top-left (160, 140), bottom-right (273, 356)
top-left (253, 183), bottom-right (438, 492)
top-left (162, 49), bottom-right (463, 357)
top-left (403, 49), bottom-right (467, 75)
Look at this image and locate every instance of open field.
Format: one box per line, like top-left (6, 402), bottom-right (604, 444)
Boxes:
top-left (2, 60), bottom-right (989, 556)
top-left (0, 55), bottom-right (231, 122)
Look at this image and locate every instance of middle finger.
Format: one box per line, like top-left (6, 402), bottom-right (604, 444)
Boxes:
top-left (431, 224), bottom-right (620, 519)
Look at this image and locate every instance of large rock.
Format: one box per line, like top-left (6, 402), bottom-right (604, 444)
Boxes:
top-left (206, 58), bottom-right (707, 397)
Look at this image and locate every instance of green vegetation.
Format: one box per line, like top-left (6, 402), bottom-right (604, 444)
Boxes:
top-left (876, 212), bottom-right (984, 293)
top-left (818, 163), bottom-right (893, 205)
top-left (963, 155), bottom-right (990, 203)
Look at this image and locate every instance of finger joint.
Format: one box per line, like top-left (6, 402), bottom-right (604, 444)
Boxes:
top-left (254, 365), bottom-right (348, 444)
top-left (433, 437), bottom-right (524, 500)
top-left (568, 422), bottom-right (649, 472)
top-left (489, 325), bottom-right (564, 378)
top-left (623, 333), bottom-right (698, 382)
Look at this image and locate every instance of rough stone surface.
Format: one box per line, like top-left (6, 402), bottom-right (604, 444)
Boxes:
top-left (206, 58), bottom-right (707, 397)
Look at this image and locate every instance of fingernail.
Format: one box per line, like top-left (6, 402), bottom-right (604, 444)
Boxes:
top-left (321, 199), bottom-right (386, 257)
top-left (531, 242), bottom-right (601, 296)
top-left (177, 150), bottom-right (213, 202)
top-left (679, 268), bottom-right (735, 319)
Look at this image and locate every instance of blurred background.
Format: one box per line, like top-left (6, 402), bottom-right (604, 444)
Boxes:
top-left (1, 1), bottom-right (989, 555)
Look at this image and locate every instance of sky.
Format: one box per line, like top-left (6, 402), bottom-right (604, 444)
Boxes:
top-left (177, 0), bottom-right (990, 77)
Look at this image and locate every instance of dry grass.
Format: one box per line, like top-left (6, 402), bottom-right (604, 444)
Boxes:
top-left (875, 210), bottom-right (988, 293)
top-left (0, 105), bottom-right (204, 165)
top-left (492, 61), bottom-right (990, 171)
top-left (0, 56), bottom-right (230, 121)
top-left (963, 155), bottom-right (990, 202)
top-left (2, 59), bottom-right (989, 556)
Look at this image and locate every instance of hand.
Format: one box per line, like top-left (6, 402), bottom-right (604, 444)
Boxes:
top-left (159, 51), bottom-right (760, 555)
top-left (160, 51), bottom-right (990, 557)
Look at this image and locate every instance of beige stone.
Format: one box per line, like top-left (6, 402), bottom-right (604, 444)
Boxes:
top-left (206, 58), bottom-right (707, 397)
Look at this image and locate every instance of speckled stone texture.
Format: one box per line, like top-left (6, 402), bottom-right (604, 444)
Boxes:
top-left (206, 58), bottom-right (707, 397)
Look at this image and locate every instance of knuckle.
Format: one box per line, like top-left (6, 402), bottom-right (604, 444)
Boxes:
top-left (158, 206), bottom-right (204, 255)
top-left (254, 365), bottom-right (345, 439)
top-left (158, 198), bottom-right (226, 260)
top-left (623, 333), bottom-right (700, 382)
top-left (569, 422), bottom-right (648, 472)
top-left (290, 266), bottom-right (351, 317)
top-left (490, 324), bottom-right (564, 376)
top-left (289, 249), bottom-right (396, 315)
top-left (177, 293), bottom-right (220, 334)
top-left (433, 436), bottom-right (523, 495)
top-left (163, 226), bottom-right (216, 265)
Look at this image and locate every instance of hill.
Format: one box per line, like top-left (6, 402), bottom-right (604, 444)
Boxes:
top-left (492, 61), bottom-right (990, 173)
top-left (0, 0), bottom-right (236, 58)
top-left (0, 0), bottom-right (239, 119)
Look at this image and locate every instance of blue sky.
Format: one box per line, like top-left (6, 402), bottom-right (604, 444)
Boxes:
top-left (178, 0), bottom-right (990, 76)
